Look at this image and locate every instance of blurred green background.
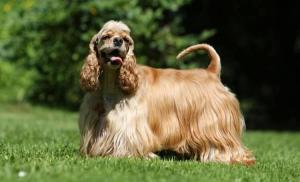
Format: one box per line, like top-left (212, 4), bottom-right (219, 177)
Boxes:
top-left (0, 0), bottom-right (299, 130)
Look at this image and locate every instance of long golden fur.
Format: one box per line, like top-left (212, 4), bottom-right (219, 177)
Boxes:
top-left (79, 20), bottom-right (255, 165)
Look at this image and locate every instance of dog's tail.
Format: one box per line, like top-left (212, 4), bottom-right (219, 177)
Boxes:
top-left (176, 44), bottom-right (221, 76)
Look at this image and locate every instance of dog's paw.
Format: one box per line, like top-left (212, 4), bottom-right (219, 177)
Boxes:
top-left (145, 153), bottom-right (160, 160)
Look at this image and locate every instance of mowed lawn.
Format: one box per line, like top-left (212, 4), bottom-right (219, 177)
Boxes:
top-left (0, 104), bottom-right (299, 182)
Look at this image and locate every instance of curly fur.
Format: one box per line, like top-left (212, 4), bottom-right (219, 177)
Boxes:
top-left (80, 54), bottom-right (101, 91)
top-left (78, 20), bottom-right (255, 165)
top-left (118, 56), bottom-right (139, 94)
top-left (80, 34), bottom-right (101, 91)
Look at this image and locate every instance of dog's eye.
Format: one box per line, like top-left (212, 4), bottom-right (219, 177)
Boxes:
top-left (124, 37), bottom-right (132, 45)
top-left (123, 37), bottom-right (130, 43)
top-left (101, 35), bottom-right (110, 40)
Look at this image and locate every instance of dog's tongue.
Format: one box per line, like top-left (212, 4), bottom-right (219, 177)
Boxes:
top-left (110, 56), bottom-right (123, 65)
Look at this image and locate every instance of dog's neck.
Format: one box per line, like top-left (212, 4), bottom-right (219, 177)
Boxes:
top-left (100, 64), bottom-right (124, 105)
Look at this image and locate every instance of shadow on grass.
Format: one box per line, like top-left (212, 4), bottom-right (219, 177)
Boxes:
top-left (156, 150), bottom-right (193, 161)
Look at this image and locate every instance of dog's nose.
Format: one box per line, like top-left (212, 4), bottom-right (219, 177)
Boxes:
top-left (113, 37), bottom-right (123, 47)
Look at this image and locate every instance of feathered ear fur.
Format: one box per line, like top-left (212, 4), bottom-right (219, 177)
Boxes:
top-left (80, 34), bottom-right (102, 92)
top-left (118, 37), bottom-right (139, 94)
top-left (119, 55), bottom-right (139, 94)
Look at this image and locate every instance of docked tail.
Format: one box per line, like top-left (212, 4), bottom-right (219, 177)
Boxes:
top-left (176, 44), bottom-right (221, 76)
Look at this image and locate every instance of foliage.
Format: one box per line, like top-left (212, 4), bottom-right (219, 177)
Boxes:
top-left (0, 105), bottom-right (300, 181)
top-left (0, 0), bottom-right (215, 108)
top-left (0, 61), bottom-right (35, 102)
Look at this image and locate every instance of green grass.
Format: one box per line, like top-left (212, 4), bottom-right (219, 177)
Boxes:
top-left (0, 104), bottom-right (299, 182)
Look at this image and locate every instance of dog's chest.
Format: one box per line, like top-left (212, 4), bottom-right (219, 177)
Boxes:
top-left (102, 94), bottom-right (120, 109)
top-left (103, 94), bottom-right (145, 129)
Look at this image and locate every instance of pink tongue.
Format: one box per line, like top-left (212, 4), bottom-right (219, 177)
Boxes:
top-left (110, 56), bottom-right (123, 64)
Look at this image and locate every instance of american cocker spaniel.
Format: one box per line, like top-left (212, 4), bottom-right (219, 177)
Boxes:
top-left (79, 20), bottom-right (255, 165)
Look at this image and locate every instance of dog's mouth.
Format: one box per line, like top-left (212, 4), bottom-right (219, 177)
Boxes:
top-left (101, 48), bottom-right (125, 66)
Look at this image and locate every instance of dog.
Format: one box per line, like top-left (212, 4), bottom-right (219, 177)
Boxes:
top-left (79, 20), bottom-right (255, 165)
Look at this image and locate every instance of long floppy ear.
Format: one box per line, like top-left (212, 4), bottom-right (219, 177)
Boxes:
top-left (80, 34), bottom-right (102, 92)
top-left (118, 37), bottom-right (139, 94)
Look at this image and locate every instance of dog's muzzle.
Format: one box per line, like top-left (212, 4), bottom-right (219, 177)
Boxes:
top-left (101, 48), bottom-right (125, 66)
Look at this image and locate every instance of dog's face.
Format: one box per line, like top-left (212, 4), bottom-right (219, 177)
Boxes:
top-left (91, 21), bottom-right (134, 69)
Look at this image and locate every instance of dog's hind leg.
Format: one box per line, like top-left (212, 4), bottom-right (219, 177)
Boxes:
top-left (188, 94), bottom-right (255, 165)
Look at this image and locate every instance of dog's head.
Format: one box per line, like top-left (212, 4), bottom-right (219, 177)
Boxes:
top-left (90, 20), bottom-right (135, 69)
top-left (80, 20), bottom-right (138, 94)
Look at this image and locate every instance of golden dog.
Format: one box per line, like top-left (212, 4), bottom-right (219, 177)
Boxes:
top-left (79, 20), bottom-right (255, 165)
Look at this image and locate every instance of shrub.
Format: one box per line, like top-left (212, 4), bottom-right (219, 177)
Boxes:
top-left (0, 61), bottom-right (36, 102)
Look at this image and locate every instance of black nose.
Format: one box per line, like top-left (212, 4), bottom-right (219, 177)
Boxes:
top-left (113, 37), bottom-right (123, 47)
